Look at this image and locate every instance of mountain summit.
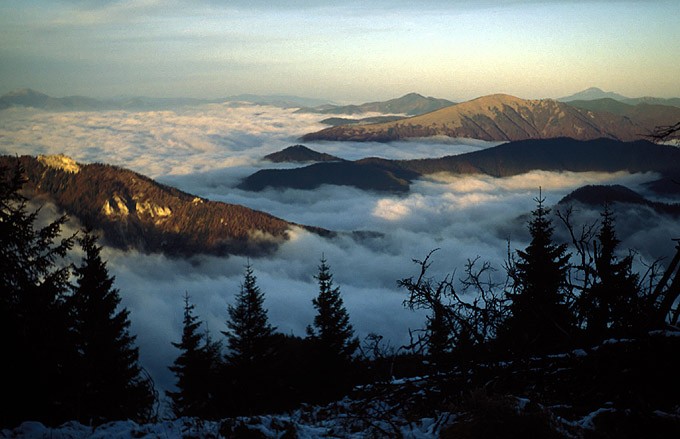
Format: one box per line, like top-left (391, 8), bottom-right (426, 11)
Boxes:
top-left (297, 92), bottom-right (455, 116)
top-left (558, 87), bottom-right (630, 102)
top-left (301, 94), bottom-right (674, 142)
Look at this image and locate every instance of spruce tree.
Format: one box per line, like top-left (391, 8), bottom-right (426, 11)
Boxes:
top-left (307, 256), bottom-right (358, 361)
top-left (1, 160), bottom-right (75, 426)
top-left (223, 264), bottom-right (275, 367)
top-left (583, 206), bottom-right (642, 339)
top-left (222, 264), bottom-right (276, 414)
top-left (70, 230), bottom-right (154, 423)
top-left (167, 292), bottom-right (213, 417)
top-left (501, 193), bottom-right (573, 355)
top-left (305, 256), bottom-right (358, 400)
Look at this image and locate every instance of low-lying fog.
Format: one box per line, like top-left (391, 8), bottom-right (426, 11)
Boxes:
top-left (2, 103), bottom-right (678, 397)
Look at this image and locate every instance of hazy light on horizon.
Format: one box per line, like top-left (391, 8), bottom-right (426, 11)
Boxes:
top-left (0, 0), bottom-right (679, 102)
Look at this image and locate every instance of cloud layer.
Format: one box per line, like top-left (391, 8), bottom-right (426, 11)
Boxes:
top-left (2, 104), bottom-right (678, 398)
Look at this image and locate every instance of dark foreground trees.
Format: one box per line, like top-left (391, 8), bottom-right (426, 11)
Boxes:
top-left (0, 162), bottom-right (153, 427)
top-left (221, 264), bottom-right (277, 414)
top-left (1, 161), bottom-right (75, 426)
top-left (307, 256), bottom-right (359, 399)
top-left (168, 257), bottom-right (362, 417)
top-left (500, 194), bottom-right (574, 355)
top-left (70, 231), bottom-right (155, 423)
top-left (167, 292), bottom-right (221, 418)
top-left (400, 193), bottom-right (673, 362)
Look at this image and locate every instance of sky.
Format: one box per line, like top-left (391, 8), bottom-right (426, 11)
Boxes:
top-left (1, 0), bottom-right (679, 102)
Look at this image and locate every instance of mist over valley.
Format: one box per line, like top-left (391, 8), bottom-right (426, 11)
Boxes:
top-left (2, 97), bottom-right (679, 398)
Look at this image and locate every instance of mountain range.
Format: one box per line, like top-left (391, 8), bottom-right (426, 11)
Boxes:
top-left (0, 89), bottom-right (332, 111)
top-left (301, 94), bottom-right (680, 142)
top-left (296, 92), bottom-right (456, 116)
top-left (558, 87), bottom-right (680, 107)
top-left (0, 155), bottom-right (329, 256)
top-left (239, 138), bottom-right (680, 193)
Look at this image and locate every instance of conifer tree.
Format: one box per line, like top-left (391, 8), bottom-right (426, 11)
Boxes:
top-left (583, 206), bottom-right (642, 339)
top-left (1, 161), bottom-right (75, 426)
top-left (223, 264), bottom-right (275, 368)
top-left (70, 230), bottom-right (154, 423)
top-left (167, 292), bottom-right (216, 417)
top-left (426, 301), bottom-right (452, 361)
top-left (221, 263), bottom-right (276, 414)
top-left (307, 256), bottom-right (358, 361)
top-left (501, 193), bottom-right (573, 355)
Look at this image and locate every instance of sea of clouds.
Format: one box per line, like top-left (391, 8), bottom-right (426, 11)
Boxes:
top-left (1, 103), bottom-right (678, 399)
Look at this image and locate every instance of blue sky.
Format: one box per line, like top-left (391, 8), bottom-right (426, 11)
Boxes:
top-left (1, 0), bottom-right (678, 102)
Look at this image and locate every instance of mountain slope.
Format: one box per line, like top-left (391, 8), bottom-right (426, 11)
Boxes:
top-left (0, 88), bottom-right (108, 111)
top-left (558, 184), bottom-right (680, 216)
top-left (297, 92), bottom-right (455, 116)
top-left (301, 94), bottom-right (668, 142)
top-left (239, 139), bottom-right (680, 192)
top-left (239, 159), bottom-right (417, 192)
top-left (1, 155), bottom-right (328, 256)
top-left (399, 137), bottom-right (680, 177)
top-left (558, 87), bottom-right (680, 108)
top-left (263, 145), bottom-right (341, 163)
top-left (566, 99), bottom-right (680, 128)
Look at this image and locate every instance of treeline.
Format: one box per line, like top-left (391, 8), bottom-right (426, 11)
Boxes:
top-left (399, 193), bottom-right (677, 365)
top-left (1, 162), bottom-right (155, 427)
top-left (166, 258), bottom-right (360, 419)
top-left (3, 159), bottom-right (679, 428)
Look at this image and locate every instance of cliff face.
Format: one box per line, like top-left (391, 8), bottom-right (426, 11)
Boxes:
top-left (1, 155), bottom-right (324, 256)
top-left (302, 94), bottom-right (677, 142)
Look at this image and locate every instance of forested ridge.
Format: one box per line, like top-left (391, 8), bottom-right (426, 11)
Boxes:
top-left (2, 157), bottom-right (680, 437)
top-left (0, 155), bottom-right (329, 257)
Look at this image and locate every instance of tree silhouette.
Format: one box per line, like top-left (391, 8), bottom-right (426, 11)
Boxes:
top-left (222, 263), bottom-right (276, 414)
top-left (70, 230), bottom-right (155, 423)
top-left (501, 193), bottom-right (574, 355)
top-left (167, 292), bottom-right (220, 417)
top-left (224, 264), bottom-right (275, 368)
top-left (306, 256), bottom-right (358, 399)
top-left (0, 160), bottom-right (75, 426)
top-left (582, 206), bottom-right (645, 340)
top-left (307, 256), bottom-right (358, 361)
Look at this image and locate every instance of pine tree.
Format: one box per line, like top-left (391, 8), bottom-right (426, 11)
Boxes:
top-left (70, 230), bottom-right (154, 423)
top-left (223, 264), bottom-right (275, 368)
top-left (167, 292), bottom-right (213, 417)
top-left (305, 256), bottom-right (358, 400)
top-left (307, 256), bottom-right (358, 361)
top-left (1, 160), bottom-right (75, 426)
top-left (221, 263), bottom-right (276, 414)
top-left (501, 193), bottom-right (574, 355)
top-left (583, 205), bottom-right (643, 339)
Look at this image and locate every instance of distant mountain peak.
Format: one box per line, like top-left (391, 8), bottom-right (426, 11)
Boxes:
top-left (302, 93), bottom-right (680, 143)
top-left (297, 93), bottom-right (455, 117)
top-left (4, 88), bottom-right (47, 97)
top-left (558, 87), bottom-right (629, 102)
top-left (263, 145), bottom-right (341, 163)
